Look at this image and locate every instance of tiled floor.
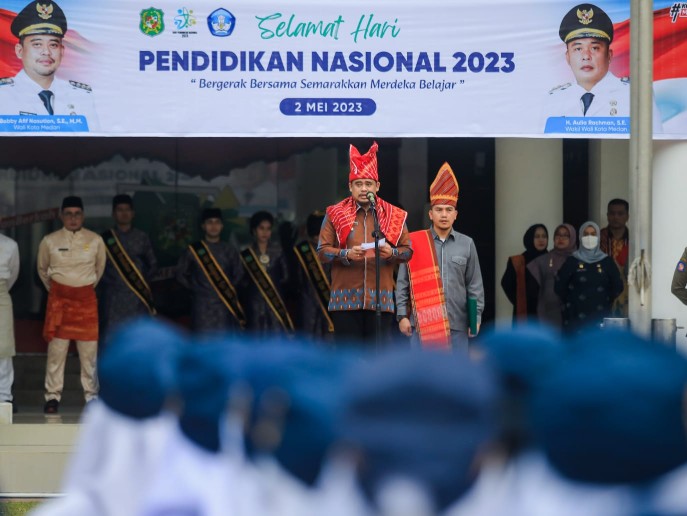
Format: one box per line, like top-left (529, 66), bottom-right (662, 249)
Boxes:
top-left (0, 409), bottom-right (81, 493)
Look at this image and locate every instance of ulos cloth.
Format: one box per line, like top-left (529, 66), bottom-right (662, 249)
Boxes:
top-left (43, 281), bottom-right (98, 343)
top-left (0, 280), bottom-right (15, 357)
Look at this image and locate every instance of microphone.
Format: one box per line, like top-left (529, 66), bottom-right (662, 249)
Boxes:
top-left (366, 191), bottom-right (377, 207)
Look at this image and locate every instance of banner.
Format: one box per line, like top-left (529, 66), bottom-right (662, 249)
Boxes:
top-left (1, 0), bottom-right (686, 137)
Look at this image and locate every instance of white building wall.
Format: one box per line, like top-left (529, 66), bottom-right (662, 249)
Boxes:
top-left (589, 140), bottom-right (630, 226)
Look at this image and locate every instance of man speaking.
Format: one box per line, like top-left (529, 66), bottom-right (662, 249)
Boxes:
top-left (317, 142), bottom-right (412, 345)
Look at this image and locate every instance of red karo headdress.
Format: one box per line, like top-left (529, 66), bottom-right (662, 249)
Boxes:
top-left (429, 162), bottom-right (459, 207)
top-left (349, 141), bottom-right (379, 182)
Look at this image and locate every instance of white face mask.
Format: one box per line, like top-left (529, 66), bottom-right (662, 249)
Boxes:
top-left (581, 235), bottom-right (598, 250)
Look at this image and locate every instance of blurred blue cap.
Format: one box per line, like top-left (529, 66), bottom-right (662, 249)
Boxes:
top-left (567, 325), bottom-right (648, 353)
top-left (177, 336), bottom-right (249, 453)
top-left (480, 323), bottom-right (565, 454)
top-left (99, 318), bottom-right (188, 420)
top-left (243, 339), bottom-right (359, 486)
top-left (338, 350), bottom-right (499, 511)
top-left (532, 329), bottom-right (687, 484)
top-left (480, 323), bottom-right (564, 388)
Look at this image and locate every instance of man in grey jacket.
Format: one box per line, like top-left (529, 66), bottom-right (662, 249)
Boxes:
top-left (395, 163), bottom-right (484, 351)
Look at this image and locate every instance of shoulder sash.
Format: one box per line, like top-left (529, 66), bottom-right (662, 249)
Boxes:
top-left (240, 248), bottom-right (295, 334)
top-left (188, 241), bottom-right (246, 327)
top-left (326, 196), bottom-right (408, 247)
top-left (293, 241), bottom-right (334, 333)
top-left (102, 229), bottom-right (156, 315)
top-left (407, 230), bottom-right (450, 349)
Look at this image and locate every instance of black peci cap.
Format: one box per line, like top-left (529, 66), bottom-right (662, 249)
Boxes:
top-left (559, 3), bottom-right (614, 44)
top-left (112, 194), bottom-right (133, 210)
top-left (61, 195), bottom-right (83, 210)
top-left (201, 208), bottom-right (222, 222)
top-left (11, 1), bottom-right (68, 39)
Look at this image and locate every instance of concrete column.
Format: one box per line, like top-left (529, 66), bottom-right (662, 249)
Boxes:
top-left (652, 141), bottom-right (687, 352)
top-left (494, 138), bottom-right (563, 325)
top-left (588, 140), bottom-right (629, 224)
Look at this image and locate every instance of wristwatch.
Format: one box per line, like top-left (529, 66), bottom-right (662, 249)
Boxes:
top-left (396, 315), bottom-right (408, 322)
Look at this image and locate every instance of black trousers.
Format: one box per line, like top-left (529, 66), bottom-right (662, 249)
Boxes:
top-left (330, 310), bottom-right (394, 347)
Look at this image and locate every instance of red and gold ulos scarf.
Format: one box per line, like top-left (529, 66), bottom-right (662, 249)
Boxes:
top-left (407, 229), bottom-right (450, 349)
top-left (326, 196), bottom-right (407, 247)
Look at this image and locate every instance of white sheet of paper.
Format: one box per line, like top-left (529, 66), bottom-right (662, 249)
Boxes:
top-left (360, 238), bottom-right (386, 250)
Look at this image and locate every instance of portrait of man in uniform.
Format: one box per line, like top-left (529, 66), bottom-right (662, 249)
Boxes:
top-left (542, 2), bottom-right (661, 130)
top-left (0, 0), bottom-right (100, 130)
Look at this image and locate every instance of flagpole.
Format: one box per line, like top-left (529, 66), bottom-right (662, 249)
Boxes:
top-left (628, 0), bottom-right (653, 337)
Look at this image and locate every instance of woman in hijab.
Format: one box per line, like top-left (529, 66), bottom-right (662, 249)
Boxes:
top-left (527, 223), bottom-right (577, 329)
top-left (554, 221), bottom-right (624, 334)
top-left (501, 224), bottom-right (548, 323)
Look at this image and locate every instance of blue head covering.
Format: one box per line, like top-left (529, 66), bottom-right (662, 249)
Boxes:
top-left (531, 328), bottom-right (687, 484)
top-left (480, 323), bottom-right (564, 455)
top-left (480, 323), bottom-right (565, 455)
top-left (99, 318), bottom-right (188, 420)
top-left (481, 323), bottom-right (564, 388)
top-left (573, 220), bottom-right (607, 264)
top-left (176, 337), bottom-right (249, 453)
top-left (242, 339), bottom-right (358, 486)
top-left (338, 349), bottom-right (499, 512)
top-left (567, 325), bottom-right (646, 354)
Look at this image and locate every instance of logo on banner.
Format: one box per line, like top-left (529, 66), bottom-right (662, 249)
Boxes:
top-left (173, 7), bottom-right (197, 37)
top-left (207, 8), bottom-right (235, 37)
top-left (670, 3), bottom-right (687, 23)
top-left (140, 7), bottom-right (165, 36)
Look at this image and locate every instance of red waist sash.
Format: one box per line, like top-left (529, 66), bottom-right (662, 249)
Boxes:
top-left (43, 281), bottom-right (98, 342)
